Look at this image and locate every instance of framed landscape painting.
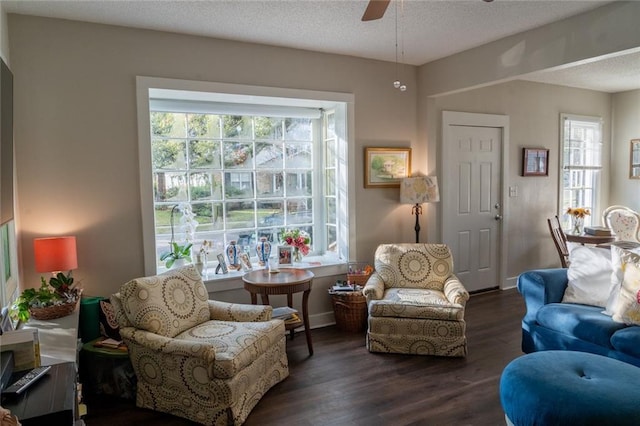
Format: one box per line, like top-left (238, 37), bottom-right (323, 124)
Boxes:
top-left (364, 147), bottom-right (411, 188)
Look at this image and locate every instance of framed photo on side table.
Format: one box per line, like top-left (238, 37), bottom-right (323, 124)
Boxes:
top-left (277, 246), bottom-right (293, 266)
top-left (522, 148), bottom-right (549, 176)
top-left (364, 147), bottom-right (411, 188)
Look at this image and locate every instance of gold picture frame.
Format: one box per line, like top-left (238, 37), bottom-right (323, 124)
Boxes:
top-left (630, 139), bottom-right (640, 179)
top-left (364, 147), bottom-right (411, 188)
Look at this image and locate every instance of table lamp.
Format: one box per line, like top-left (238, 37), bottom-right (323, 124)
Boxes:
top-left (34, 236), bottom-right (78, 276)
top-left (400, 176), bottom-right (440, 243)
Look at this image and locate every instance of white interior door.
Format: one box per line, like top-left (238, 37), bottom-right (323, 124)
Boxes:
top-left (442, 111), bottom-right (508, 292)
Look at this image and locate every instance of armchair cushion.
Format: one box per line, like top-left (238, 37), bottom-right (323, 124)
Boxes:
top-left (368, 288), bottom-right (465, 320)
top-left (176, 319), bottom-right (285, 379)
top-left (208, 300), bottom-right (273, 322)
top-left (373, 243), bottom-right (454, 290)
top-left (119, 265), bottom-right (210, 338)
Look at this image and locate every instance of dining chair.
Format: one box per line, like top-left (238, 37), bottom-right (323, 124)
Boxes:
top-left (602, 205), bottom-right (640, 242)
top-left (547, 216), bottom-right (570, 268)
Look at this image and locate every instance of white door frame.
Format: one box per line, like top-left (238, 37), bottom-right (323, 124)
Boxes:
top-left (441, 111), bottom-right (510, 290)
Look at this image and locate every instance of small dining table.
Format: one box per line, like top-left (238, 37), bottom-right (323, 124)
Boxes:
top-left (565, 232), bottom-right (616, 245)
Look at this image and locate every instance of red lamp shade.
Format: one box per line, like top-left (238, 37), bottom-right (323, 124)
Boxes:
top-left (34, 236), bottom-right (78, 273)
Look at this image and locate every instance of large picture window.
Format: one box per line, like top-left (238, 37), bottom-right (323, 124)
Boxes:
top-left (137, 79), bottom-right (352, 276)
top-left (559, 114), bottom-right (603, 228)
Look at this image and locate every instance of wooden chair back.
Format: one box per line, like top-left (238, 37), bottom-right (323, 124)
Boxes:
top-left (547, 215), bottom-right (570, 268)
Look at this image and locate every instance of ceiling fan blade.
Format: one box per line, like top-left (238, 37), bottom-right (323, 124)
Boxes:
top-left (362, 0), bottom-right (391, 21)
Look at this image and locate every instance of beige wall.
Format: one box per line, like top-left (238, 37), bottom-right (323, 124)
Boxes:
top-left (424, 80), bottom-right (611, 280)
top-left (421, 2), bottom-right (640, 97)
top-left (0, 4), bottom-right (8, 64)
top-left (611, 89), bottom-right (640, 211)
top-left (8, 14), bottom-right (419, 319)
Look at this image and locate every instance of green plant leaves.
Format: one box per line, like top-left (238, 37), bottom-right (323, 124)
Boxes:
top-left (160, 242), bottom-right (193, 268)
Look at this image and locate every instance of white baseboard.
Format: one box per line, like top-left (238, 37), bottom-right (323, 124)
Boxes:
top-left (503, 276), bottom-right (518, 290)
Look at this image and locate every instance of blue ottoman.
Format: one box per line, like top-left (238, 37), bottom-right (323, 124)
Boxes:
top-left (500, 351), bottom-right (640, 426)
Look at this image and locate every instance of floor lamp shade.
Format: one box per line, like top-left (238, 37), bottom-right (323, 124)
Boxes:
top-left (400, 176), bottom-right (440, 204)
top-left (34, 236), bottom-right (78, 273)
top-left (400, 176), bottom-right (440, 243)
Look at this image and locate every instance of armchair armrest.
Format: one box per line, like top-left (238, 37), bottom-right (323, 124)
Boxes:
top-left (119, 327), bottom-right (216, 363)
top-left (208, 300), bottom-right (273, 322)
top-left (362, 272), bottom-right (384, 303)
top-left (517, 268), bottom-right (568, 325)
top-left (443, 274), bottom-right (469, 306)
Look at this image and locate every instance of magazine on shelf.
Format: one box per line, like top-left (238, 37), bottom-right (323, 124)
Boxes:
top-left (0, 328), bottom-right (41, 372)
top-left (272, 306), bottom-right (298, 320)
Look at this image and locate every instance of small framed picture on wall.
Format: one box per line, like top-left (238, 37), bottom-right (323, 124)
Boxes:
top-left (522, 148), bottom-right (549, 176)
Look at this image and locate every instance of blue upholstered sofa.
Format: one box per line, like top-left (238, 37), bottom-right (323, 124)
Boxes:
top-left (517, 268), bottom-right (640, 367)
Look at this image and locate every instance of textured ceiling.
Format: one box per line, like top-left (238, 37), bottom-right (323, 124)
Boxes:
top-left (3, 0), bottom-right (637, 93)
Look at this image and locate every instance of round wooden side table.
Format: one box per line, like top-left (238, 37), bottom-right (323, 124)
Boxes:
top-left (242, 268), bottom-right (314, 356)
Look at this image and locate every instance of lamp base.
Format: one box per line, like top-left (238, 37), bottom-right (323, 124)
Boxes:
top-left (412, 203), bottom-right (423, 243)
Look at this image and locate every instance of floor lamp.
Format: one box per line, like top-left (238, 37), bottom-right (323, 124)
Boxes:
top-left (400, 176), bottom-right (440, 243)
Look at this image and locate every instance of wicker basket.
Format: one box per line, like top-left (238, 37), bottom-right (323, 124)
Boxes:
top-left (30, 297), bottom-right (79, 320)
top-left (331, 291), bottom-right (367, 332)
top-left (347, 262), bottom-right (373, 287)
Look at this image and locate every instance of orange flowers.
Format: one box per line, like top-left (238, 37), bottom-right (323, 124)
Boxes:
top-left (567, 207), bottom-right (590, 218)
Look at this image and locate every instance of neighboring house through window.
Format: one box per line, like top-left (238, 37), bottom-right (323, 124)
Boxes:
top-left (559, 114), bottom-right (603, 228)
top-left (136, 78), bottom-right (354, 276)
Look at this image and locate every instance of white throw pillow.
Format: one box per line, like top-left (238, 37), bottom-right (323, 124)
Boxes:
top-left (562, 245), bottom-right (613, 307)
top-left (604, 245), bottom-right (640, 315)
top-left (611, 252), bottom-right (640, 325)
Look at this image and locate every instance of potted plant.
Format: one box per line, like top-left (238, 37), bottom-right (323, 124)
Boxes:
top-left (160, 203), bottom-right (197, 269)
top-left (10, 272), bottom-right (81, 322)
top-left (160, 242), bottom-right (193, 269)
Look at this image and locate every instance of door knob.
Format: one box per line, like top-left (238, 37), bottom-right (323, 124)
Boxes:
top-left (495, 215), bottom-right (503, 221)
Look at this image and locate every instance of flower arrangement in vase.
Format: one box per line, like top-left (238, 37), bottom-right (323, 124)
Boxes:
top-left (280, 229), bottom-right (311, 262)
top-left (566, 207), bottom-right (590, 234)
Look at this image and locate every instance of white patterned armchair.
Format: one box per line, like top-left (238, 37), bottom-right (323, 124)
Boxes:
top-left (110, 265), bottom-right (289, 426)
top-left (603, 205), bottom-right (640, 242)
top-left (363, 243), bottom-right (469, 356)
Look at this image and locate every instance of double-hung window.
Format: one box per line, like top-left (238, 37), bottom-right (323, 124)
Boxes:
top-left (137, 79), bottom-right (352, 276)
top-left (559, 114), bottom-right (603, 228)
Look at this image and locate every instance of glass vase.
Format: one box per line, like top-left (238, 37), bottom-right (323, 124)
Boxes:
top-left (293, 247), bottom-right (303, 263)
top-left (572, 216), bottom-right (584, 235)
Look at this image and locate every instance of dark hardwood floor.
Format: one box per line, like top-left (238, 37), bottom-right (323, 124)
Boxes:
top-left (83, 288), bottom-right (525, 426)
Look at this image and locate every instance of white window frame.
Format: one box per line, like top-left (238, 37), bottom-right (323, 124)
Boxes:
top-left (0, 220), bottom-right (19, 324)
top-left (136, 77), bottom-right (356, 279)
top-left (559, 113), bottom-right (603, 228)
